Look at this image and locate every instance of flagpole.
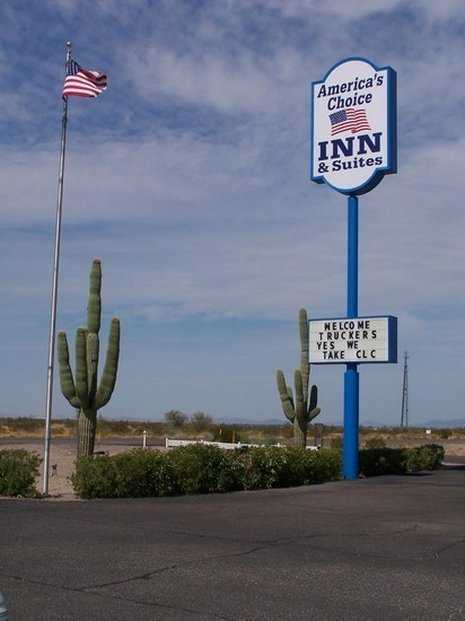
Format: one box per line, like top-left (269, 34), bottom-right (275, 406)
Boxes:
top-left (42, 41), bottom-right (72, 496)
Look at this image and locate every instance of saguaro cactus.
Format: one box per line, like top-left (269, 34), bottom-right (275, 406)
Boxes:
top-left (57, 259), bottom-right (120, 457)
top-left (276, 308), bottom-right (320, 448)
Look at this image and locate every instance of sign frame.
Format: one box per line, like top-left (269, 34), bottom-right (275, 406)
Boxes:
top-left (308, 315), bottom-right (398, 365)
top-left (310, 56), bottom-right (397, 196)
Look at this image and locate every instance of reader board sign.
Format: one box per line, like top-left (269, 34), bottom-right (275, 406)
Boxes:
top-left (311, 57), bottom-right (397, 195)
top-left (309, 316), bottom-right (397, 364)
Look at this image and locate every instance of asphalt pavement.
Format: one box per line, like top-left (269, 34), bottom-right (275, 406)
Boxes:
top-left (1, 468), bottom-right (465, 620)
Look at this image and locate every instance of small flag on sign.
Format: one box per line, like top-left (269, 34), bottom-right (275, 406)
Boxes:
top-left (62, 59), bottom-right (107, 99)
top-left (329, 108), bottom-right (370, 136)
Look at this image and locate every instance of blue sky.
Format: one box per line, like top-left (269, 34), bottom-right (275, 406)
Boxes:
top-left (1, 0), bottom-right (465, 426)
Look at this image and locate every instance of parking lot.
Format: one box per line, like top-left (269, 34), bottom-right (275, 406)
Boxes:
top-left (1, 468), bottom-right (465, 620)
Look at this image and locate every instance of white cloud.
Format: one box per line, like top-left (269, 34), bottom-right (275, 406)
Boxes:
top-left (126, 46), bottom-right (279, 114)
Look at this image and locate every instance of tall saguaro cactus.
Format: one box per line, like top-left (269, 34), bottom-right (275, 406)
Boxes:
top-left (276, 308), bottom-right (320, 448)
top-left (57, 259), bottom-right (120, 457)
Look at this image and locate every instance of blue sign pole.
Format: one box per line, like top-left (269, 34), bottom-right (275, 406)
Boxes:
top-left (343, 194), bottom-right (359, 479)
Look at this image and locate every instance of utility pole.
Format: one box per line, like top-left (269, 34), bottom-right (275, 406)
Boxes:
top-left (401, 351), bottom-right (409, 428)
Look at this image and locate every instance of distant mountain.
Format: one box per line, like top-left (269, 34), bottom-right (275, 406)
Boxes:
top-left (422, 419), bottom-right (465, 429)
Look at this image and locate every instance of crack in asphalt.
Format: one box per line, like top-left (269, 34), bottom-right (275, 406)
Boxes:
top-left (433, 537), bottom-right (465, 559)
top-left (79, 544), bottom-right (268, 590)
top-left (133, 523), bottom-right (422, 555)
top-left (0, 570), bottom-right (233, 620)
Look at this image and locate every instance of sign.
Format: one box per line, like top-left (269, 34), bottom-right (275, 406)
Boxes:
top-left (311, 57), bottom-right (397, 195)
top-left (309, 316), bottom-right (397, 364)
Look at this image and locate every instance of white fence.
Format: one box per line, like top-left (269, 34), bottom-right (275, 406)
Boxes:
top-left (165, 438), bottom-right (319, 451)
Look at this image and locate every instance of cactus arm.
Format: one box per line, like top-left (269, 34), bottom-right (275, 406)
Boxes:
top-left (294, 369), bottom-right (306, 430)
top-left (307, 385), bottom-right (320, 421)
top-left (57, 332), bottom-right (80, 408)
top-left (308, 407), bottom-right (321, 421)
top-left (96, 317), bottom-right (120, 408)
top-left (75, 328), bottom-right (89, 409)
top-left (308, 384), bottom-right (318, 412)
top-left (287, 386), bottom-right (294, 410)
top-left (299, 308), bottom-right (309, 408)
top-left (87, 259), bottom-right (102, 334)
top-left (276, 370), bottom-right (295, 422)
top-left (87, 332), bottom-right (99, 402)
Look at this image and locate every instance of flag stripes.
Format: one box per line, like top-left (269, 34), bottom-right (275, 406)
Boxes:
top-left (329, 108), bottom-right (371, 136)
top-left (62, 59), bottom-right (107, 99)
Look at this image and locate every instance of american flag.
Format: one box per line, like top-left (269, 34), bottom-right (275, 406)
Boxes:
top-left (62, 59), bottom-right (107, 99)
top-left (329, 108), bottom-right (370, 136)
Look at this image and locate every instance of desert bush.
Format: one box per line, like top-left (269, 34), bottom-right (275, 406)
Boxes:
top-left (97, 418), bottom-right (132, 436)
top-left (190, 412), bottom-right (213, 433)
top-left (0, 449), bottom-right (41, 497)
top-left (0, 417), bottom-right (43, 433)
top-left (365, 436), bottom-right (386, 449)
top-left (164, 410), bottom-right (188, 428)
top-left (212, 425), bottom-right (240, 443)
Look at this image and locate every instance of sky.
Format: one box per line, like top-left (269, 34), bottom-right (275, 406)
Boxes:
top-left (1, 0), bottom-right (465, 426)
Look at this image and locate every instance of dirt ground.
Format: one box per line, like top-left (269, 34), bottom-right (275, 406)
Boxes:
top-left (2, 437), bottom-right (465, 499)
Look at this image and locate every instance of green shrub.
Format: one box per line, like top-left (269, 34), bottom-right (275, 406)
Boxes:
top-left (71, 455), bottom-right (118, 499)
top-left (359, 445), bottom-right (444, 477)
top-left (232, 447), bottom-right (340, 490)
top-left (236, 446), bottom-right (296, 490)
top-left (359, 448), bottom-right (403, 476)
top-left (168, 444), bottom-right (241, 494)
top-left (71, 450), bottom-right (178, 499)
top-left (71, 444), bottom-right (442, 499)
top-left (0, 449), bottom-right (41, 497)
top-left (114, 450), bottom-right (178, 497)
top-left (422, 444), bottom-right (445, 468)
top-left (71, 446), bottom-right (341, 498)
top-left (304, 449), bottom-right (341, 483)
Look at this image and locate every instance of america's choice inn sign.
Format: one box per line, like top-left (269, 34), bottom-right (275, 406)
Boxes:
top-left (311, 57), bottom-right (397, 195)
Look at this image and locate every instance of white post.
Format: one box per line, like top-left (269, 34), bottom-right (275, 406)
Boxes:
top-left (142, 430), bottom-right (147, 449)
